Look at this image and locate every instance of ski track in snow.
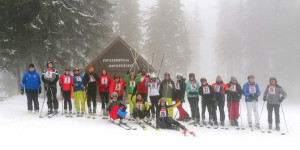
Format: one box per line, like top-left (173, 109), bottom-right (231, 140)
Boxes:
top-left (0, 95), bottom-right (299, 150)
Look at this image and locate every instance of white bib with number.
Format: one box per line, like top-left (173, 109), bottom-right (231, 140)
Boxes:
top-left (89, 75), bottom-right (95, 82)
top-left (64, 76), bottom-right (71, 84)
top-left (214, 85), bottom-right (221, 92)
top-left (136, 101), bottom-right (143, 110)
top-left (190, 82), bottom-right (196, 90)
top-left (45, 71), bottom-right (53, 79)
top-left (101, 77), bottom-right (107, 84)
top-left (115, 83), bottom-right (121, 90)
top-left (168, 82), bottom-right (172, 88)
top-left (130, 80), bottom-right (136, 87)
top-left (268, 85), bottom-right (276, 95)
top-left (249, 85), bottom-right (256, 94)
top-left (160, 108), bottom-right (167, 118)
top-left (141, 76), bottom-right (145, 82)
top-left (203, 86), bottom-right (210, 94)
top-left (230, 84), bottom-right (236, 92)
top-left (151, 82), bottom-right (157, 89)
top-left (175, 82), bottom-right (180, 90)
top-left (76, 76), bottom-right (82, 82)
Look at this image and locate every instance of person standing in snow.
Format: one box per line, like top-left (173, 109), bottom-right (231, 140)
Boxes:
top-left (41, 61), bottom-right (59, 114)
top-left (133, 93), bottom-right (151, 124)
top-left (83, 67), bottom-right (98, 115)
top-left (59, 68), bottom-right (74, 116)
top-left (110, 74), bottom-right (126, 101)
top-left (145, 73), bottom-right (161, 119)
top-left (124, 71), bottom-right (141, 120)
top-left (243, 75), bottom-right (261, 129)
top-left (199, 77), bottom-right (215, 126)
top-left (21, 64), bottom-right (41, 114)
top-left (72, 68), bottom-right (85, 116)
top-left (159, 72), bottom-right (175, 117)
top-left (186, 73), bottom-right (201, 125)
top-left (174, 74), bottom-right (191, 122)
top-left (226, 76), bottom-right (242, 127)
top-left (136, 67), bottom-right (149, 101)
top-left (263, 77), bottom-right (287, 131)
top-left (212, 76), bottom-right (229, 126)
top-left (97, 69), bottom-right (111, 116)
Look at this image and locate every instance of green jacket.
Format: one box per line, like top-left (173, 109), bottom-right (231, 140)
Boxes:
top-left (124, 74), bottom-right (141, 94)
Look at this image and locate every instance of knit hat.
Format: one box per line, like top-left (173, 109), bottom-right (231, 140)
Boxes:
top-left (29, 64), bottom-right (34, 68)
top-left (231, 76), bottom-right (237, 82)
top-left (248, 75), bottom-right (255, 80)
top-left (269, 77), bottom-right (277, 83)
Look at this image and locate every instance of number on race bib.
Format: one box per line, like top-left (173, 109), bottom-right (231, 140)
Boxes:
top-left (130, 81), bottom-right (135, 87)
top-left (168, 82), bottom-right (172, 88)
top-left (64, 77), bottom-right (70, 84)
top-left (102, 78), bottom-right (107, 84)
top-left (214, 86), bottom-right (221, 92)
top-left (136, 102), bottom-right (142, 110)
top-left (190, 82), bottom-right (196, 90)
top-left (76, 76), bottom-right (82, 82)
top-left (230, 84), bottom-right (236, 92)
top-left (268, 85), bottom-right (276, 95)
top-left (160, 108), bottom-right (167, 118)
top-left (203, 86), bottom-right (210, 94)
top-left (115, 84), bottom-right (121, 90)
top-left (249, 85), bottom-right (256, 94)
top-left (45, 71), bottom-right (53, 79)
top-left (175, 82), bottom-right (180, 90)
top-left (89, 75), bottom-right (95, 82)
top-left (151, 82), bottom-right (157, 89)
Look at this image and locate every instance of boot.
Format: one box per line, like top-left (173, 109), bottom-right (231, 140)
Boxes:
top-left (179, 125), bottom-right (187, 131)
top-left (48, 109), bottom-right (53, 114)
top-left (234, 119), bottom-right (239, 127)
top-left (202, 120), bottom-right (207, 126)
top-left (64, 109), bottom-right (68, 115)
top-left (275, 123), bottom-right (280, 131)
top-left (208, 120), bottom-right (214, 126)
top-left (27, 110), bottom-right (32, 114)
top-left (88, 108), bottom-right (92, 115)
top-left (255, 123), bottom-right (260, 129)
top-left (151, 114), bottom-right (155, 119)
top-left (248, 122), bottom-right (253, 128)
top-left (230, 120), bottom-right (235, 126)
top-left (35, 110), bottom-right (39, 114)
top-left (221, 121), bottom-right (225, 126)
top-left (54, 109), bottom-right (58, 114)
top-left (147, 117), bottom-right (152, 124)
top-left (269, 123), bottom-right (272, 130)
top-left (69, 109), bottom-right (72, 115)
top-left (214, 121), bottom-right (219, 126)
top-left (93, 107), bottom-right (96, 115)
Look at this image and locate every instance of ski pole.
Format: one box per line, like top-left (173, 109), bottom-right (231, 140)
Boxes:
top-left (174, 109), bottom-right (179, 120)
top-left (239, 101), bottom-right (244, 129)
top-left (157, 53), bottom-right (165, 78)
top-left (259, 101), bottom-right (266, 123)
top-left (61, 91), bottom-right (64, 115)
top-left (39, 87), bottom-right (48, 117)
top-left (281, 103), bottom-right (289, 133)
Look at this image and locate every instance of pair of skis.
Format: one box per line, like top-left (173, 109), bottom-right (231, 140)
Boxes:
top-left (39, 112), bottom-right (58, 118)
top-left (111, 120), bottom-right (137, 130)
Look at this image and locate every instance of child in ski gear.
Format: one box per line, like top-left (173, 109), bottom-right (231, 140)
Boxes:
top-left (186, 73), bottom-right (201, 124)
top-left (107, 92), bottom-right (127, 122)
top-left (212, 76), bottom-right (229, 126)
top-left (83, 67), bottom-right (99, 115)
top-left (243, 75), bottom-right (261, 129)
top-left (124, 71), bottom-right (141, 120)
top-left (133, 94), bottom-right (151, 124)
top-left (199, 77), bottom-right (215, 126)
top-left (97, 69), bottom-right (111, 116)
top-left (72, 68), bottom-right (85, 115)
top-left (263, 77), bottom-right (287, 131)
top-left (21, 64), bottom-right (41, 114)
top-left (59, 68), bottom-right (74, 115)
top-left (110, 74), bottom-right (126, 101)
top-left (136, 67), bottom-right (149, 101)
top-left (159, 72), bottom-right (175, 117)
top-left (41, 61), bottom-right (59, 114)
top-left (226, 76), bottom-right (242, 126)
top-left (156, 98), bottom-right (187, 131)
top-left (174, 74), bottom-right (190, 122)
top-left (145, 73), bottom-right (161, 119)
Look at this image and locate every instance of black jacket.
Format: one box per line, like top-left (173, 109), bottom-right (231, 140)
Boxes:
top-left (226, 82), bottom-right (242, 102)
top-left (83, 72), bottom-right (98, 90)
top-left (199, 84), bottom-right (215, 102)
top-left (173, 78), bottom-right (186, 100)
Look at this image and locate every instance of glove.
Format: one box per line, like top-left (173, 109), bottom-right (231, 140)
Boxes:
top-left (81, 84), bottom-right (84, 88)
top-left (249, 95), bottom-right (255, 99)
top-left (263, 96), bottom-right (266, 101)
top-left (123, 87), bottom-right (127, 91)
top-left (38, 88), bottom-right (41, 94)
top-left (21, 90), bottom-right (24, 95)
top-left (126, 70), bottom-right (130, 75)
top-left (279, 97), bottom-right (284, 103)
top-left (147, 75), bottom-right (150, 78)
top-left (74, 83), bottom-right (79, 87)
top-left (180, 99), bottom-right (185, 103)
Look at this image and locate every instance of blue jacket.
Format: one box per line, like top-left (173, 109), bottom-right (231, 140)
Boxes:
top-left (73, 74), bottom-right (84, 92)
top-left (186, 80), bottom-right (200, 97)
top-left (243, 82), bottom-right (261, 102)
top-left (21, 70), bottom-right (41, 90)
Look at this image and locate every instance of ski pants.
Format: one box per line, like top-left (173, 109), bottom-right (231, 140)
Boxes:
top-left (267, 103), bottom-right (280, 124)
top-left (201, 99), bottom-right (212, 121)
top-left (227, 102), bottom-right (240, 121)
top-left (163, 97), bottom-right (173, 117)
top-left (25, 89), bottom-right (39, 111)
top-left (139, 93), bottom-right (148, 102)
top-left (63, 90), bottom-right (72, 111)
top-left (175, 99), bottom-right (188, 119)
top-left (159, 117), bottom-right (181, 129)
top-left (87, 88), bottom-right (97, 110)
top-left (128, 94), bottom-right (136, 114)
top-left (246, 101), bottom-right (259, 124)
top-left (46, 86), bottom-right (58, 110)
top-left (100, 92), bottom-right (109, 109)
top-left (133, 108), bottom-right (150, 119)
top-left (150, 96), bottom-right (160, 116)
top-left (74, 91), bottom-right (85, 111)
top-left (188, 97), bottom-right (200, 121)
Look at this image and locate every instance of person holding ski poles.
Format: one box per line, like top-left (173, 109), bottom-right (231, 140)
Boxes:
top-left (226, 76), bottom-right (242, 127)
top-left (72, 68), bottom-right (85, 116)
top-left (21, 64), bottom-right (41, 114)
top-left (145, 73), bottom-right (161, 119)
top-left (83, 67), bottom-right (98, 115)
top-left (97, 69), bottom-right (111, 117)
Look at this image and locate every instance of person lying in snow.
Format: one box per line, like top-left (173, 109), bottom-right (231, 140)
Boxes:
top-left (106, 92), bottom-right (127, 123)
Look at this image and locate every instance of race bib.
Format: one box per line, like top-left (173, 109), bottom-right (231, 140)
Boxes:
top-left (203, 86), bottom-right (210, 94)
top-left (45, 71), bottom-right (53, 79)
top-left (214, 85), bottom-right (221, 92)
top-left (168, 82), bottom-right (172, 88)
top-left (101, 77), bottom-right (107, 84)
top-left (64, 77), bottom-right (71, 84)
top-left (175, 82), bottom-right (180, 90)
top-left (190, 82), bottom-right (196, 90)
top-left (150, 82), bottom-right (157, 89)
top-left (230, 84), bottom-right (236, 92)
top-left (141, 76), bottom-right (145, 81)
top-left (89, 75), bottom-right (95, 82)
top-left (130, 80), bottom-right (136, 87)
top-left (136, 101), bottom-right (142, 110)
top-left (115, 84), bottom-right (121, 90)
top-left (76, 76), bottom-right (82, 82)
top-left (268, 85), bottom-right (276, 95)
top-left (160, 108), bottom-right (167, 118)
top-left (249, 85), bottom-right (256, 94)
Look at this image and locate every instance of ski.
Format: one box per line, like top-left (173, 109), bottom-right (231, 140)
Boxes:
top-left (143, 120), bottom-right (160, 131)
top-left (137, 122), bottom-right (147, 130)
top-left (182, 130), bottom-right (196, 137)
top-left (39, 113), bottom-right (51, 118)
top-left (48, 113), bottom-right (57, 118)
top-left (119, 122), bottom-right (137, 130)
top-left (111, 120), bottom-right (131, 130)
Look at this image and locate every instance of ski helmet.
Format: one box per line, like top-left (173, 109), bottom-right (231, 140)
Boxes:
top-left (159, 98), bottom-right (167, 104)
top-left (150, 73), bottom-right (157, 79)
top-left (46, 61), bottom-right (53, 68)
top-left (73, 68), bottom-right (79, 72)
top-left (111, 92), bottom-right (118, 98)
top-left (247, 75), bottom-right (255, 80)
top-left (164, 72), bottom-right (170, 77)
top-left (189, 73), bottom-right (195, 77)
top-left (269, 77), bottom-right (277, 83)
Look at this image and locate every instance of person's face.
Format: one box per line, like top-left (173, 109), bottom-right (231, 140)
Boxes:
top-left (88, 68), bottom-right (94, 73)
top-left (216, 77), bottom-right (222, 82)
top-left (102, 70), bottom-right (107, 75)
top-left (189, 76), bottom-right (195, 80)
top-left (65, 71), bottom-right (70, 75)
top-left (48, 63), bottom-right (53, 68)
top-left (164, 75), bottom-right (169, 80)
top-left (112, 96), bottom-right (118, 100)
top-left (249, 78), bottom-right (255, 83)
top-left (29, 67), bottom-right (34, 71)
top-left (136, 95), bottom-right (142, 100)
top-left (74, 70), bottom-right (79, 74)
top-left (142, 69), bottom-right (147, 74)
top-left (115, 78), bottom-right (120, 82)
top-left (232, 80), bottom-right (237, 84)
top-left (130, 74), bottom-right (135, 79)
top-left (270, 80), bottom-right (276, 85)
top-left (202, 81), bottom-right (207, 85)
top-left (161, 101), bottom-right (166, 106)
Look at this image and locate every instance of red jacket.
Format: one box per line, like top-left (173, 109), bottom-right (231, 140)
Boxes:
top-left (97, 75), bottom-right (111, 92)
top-left (212, 82), bottom-right (229, 95)
top-left (137, 74), bottom-right (148, 94)
top-left (110, 79), bottom-right (126, 96)
top-left (59, 74), bottom-right (74, 91)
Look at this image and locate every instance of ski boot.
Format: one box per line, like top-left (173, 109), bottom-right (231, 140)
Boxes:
top-left (184, 115), bottom-right (191, 122)
top-left (221, 121), bottom-right (225, 126)
top-left (234, 119), bottom-right (239, 127)
top-left (248, 122), bottom-right (253, 128)
top-left (147, 117), bottom-right (152, 125)
top-left (119, 119), bottom-right (126, 125)
top-left (208, 120), bottom-right (214, 126)
top-left (151, 114), bottom-right (155, 120)
top-left (54, 109), bottom-right (58, 115)
top-left (64, 109), bottom-right (68, 116)
top-left (230, 120), bottom-right (235, 126)
top-left (268, 123), bottom-right (272, 130)
top-left (69, 109), bottom-right (72, 116)
top-left (48, 109), bottom-right (53, 114)
top-left (275, 123), bottom-right (280, 131)
top-left (35, 110), bottom-right (39, 114)
top-left (171, 124), bottom-right (180, 131)
top-left (92, 107), bottom-right (96, 115)
top-left (202, 120), bottom-right (207, 126)
top-left (27, 110), bottom-right (32, 114)
top-left (255, 123), bottom-right (260, 129)
top-left (213, 121), bottom-right (219, 129)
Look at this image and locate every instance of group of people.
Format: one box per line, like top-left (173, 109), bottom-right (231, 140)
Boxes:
top-left (20, 61), bottom-right (287, 131)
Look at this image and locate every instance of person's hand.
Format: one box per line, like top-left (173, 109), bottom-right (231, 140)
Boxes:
top-left (279, 97), bottom-right (284, 103)
top-left (38, 88), bottom-right (42, 94)
top-left (21, 90), bottom-right (24, 95)
top-left (180, 99), bottom-right (185, 103)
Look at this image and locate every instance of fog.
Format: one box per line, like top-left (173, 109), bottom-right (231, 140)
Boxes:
top-left (1, 0), bottom-right (299, 102)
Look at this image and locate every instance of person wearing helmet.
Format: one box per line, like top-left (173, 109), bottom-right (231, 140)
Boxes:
top-left (133, 94), bottom-right (151, 124)
top-left (124, 71), bottom-right (141, 120)
top-left (97, 69), bottom-right (111, 118)
top-left (159, 72), bottom-right (175, 117)
top-left (199, 77), bottom-right (215, 126)
top-left (59, 68), bottom-right (74, 116)
top-left (174, 74), bottom-right (191, 122)
top-left (136, 67), bottom-right (149, 102)
top-left (186, 73), bottom-right (201, 125)
top-left (156, 98), bottom-right (187, 131)
top-left (110, 74), bottom-right (127, 101)
top-left (106, 92), bottom-right (127, 123)
top-left (212, 76), bottom-right (230, 127)
top-left (242, 75), bottom-right (261, 129)
top-left (72, 68), bottom-right (85, 116)
top-left (226, 76), bottom-right (242, 127)
top-left (83, 67), bottom-right (99, 116)
top-left (145, 73), bottom-right (161, 119)
top-left (41, 61), bottom-right (59, 114)
top-left (263, 77), bottom-right (287, 131)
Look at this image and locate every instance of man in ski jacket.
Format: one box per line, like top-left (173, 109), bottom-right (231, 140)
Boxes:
top-left (263, 77), bottom-right (287, 131)
top-left (145, 73), bottom-right (161, 119)
top-left (110, 74), bottom-right (126, 101)
top-left (21, 64), bottom-right (41, 114)
top-left (97, 69), bottom-right (111, 116)
top-left (186, 73), bottom-right (201, 125)
top-left (41, 61), bottom-right (59, 114)
top-left (174, 74), bottom-right (190, 122)
top-left (133, 94), bottom-right (151, 124)
top-left (59, 68), bottom-right (74, 115)
top-left (199, 77), bottom-right (215, 126)
top-left (136, 67), bottom-right (149, 101)
top-left (72, 68), bottom-right (85, 115)
top-left (226, 76), bottom-right (242, 126)
top-left (83, 67), bottom-right (98, 115)
top-left (243, 75), bottom-right (261, 129)
top-left (159, 72), bottom-right (175, 117)
top-left (212, 76), bottom-right (229, 126)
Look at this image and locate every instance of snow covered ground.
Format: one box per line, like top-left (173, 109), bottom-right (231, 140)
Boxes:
top-left (1, 95), bottom-right (299, 150)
